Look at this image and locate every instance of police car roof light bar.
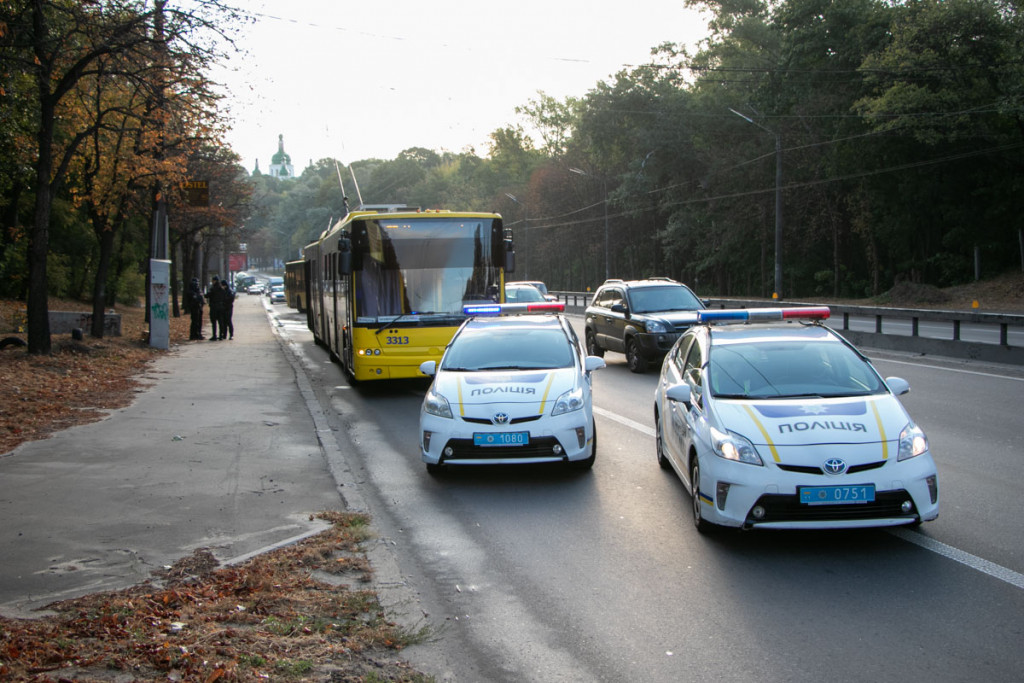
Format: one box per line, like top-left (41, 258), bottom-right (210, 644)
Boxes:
top-left (463, 302), bottom-right (566, 316)
top-left (697, 307), bottom-right (830, 325)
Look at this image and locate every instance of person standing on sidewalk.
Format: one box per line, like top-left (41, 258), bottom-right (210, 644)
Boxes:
top-left (220, 278), bottom-right (236, 339)
top-left (186, 277), bottom-right (205, 340)
top-left (206, 276), bottom-right (225, 341)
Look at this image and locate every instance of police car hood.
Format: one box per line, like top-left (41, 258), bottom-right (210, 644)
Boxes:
top-left (714, 395), bottom-right (909, 447)
top-left (438, 368), bottom-right (579, 411)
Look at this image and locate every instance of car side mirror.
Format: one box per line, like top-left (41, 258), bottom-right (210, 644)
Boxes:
top-left (610, 303), bottom-right (628, 314)
top-left (886, 376), bottom-right (910, 395)
top-left (585, 356), bottom-right (606, 372)
top-left (419, 360), bottom-right (437, 376)
top-left (666, 384), bottom-right (692, 407)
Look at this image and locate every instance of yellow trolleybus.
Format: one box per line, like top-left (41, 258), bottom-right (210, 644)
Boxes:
top-left (284, 259), bottom-right (306, 311)
top-left (304, 207), bottom-right (514, 383)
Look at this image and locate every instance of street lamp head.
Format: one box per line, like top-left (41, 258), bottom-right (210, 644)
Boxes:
top-left (505, 193), bottom-right (518, 203)
top-left (568, 167), bottom-right (588, 177)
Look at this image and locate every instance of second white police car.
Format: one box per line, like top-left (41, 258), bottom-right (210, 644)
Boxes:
top-left (419, 302), bottom-right (606, 473)
top-left (654, 307), bottom-right (939, 532)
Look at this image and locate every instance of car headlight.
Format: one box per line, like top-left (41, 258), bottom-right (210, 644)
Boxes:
top-left (645, 320), bottom-right (669, 334)
top-left (897, 422), bottom-right (928, 461)
top-left (423, 387), bottom-right (453, 419)
top-left (710, 426), bottom-right (763, 465)
top-left (551, 385), bottom-right (585, 416)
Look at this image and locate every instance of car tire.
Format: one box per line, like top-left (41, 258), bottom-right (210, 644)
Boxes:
top-left (655, 412), bottom-right (671, 470)
top-left (585, 330), bottom-right (604, 358)
top-left (626, 338), bottom-right (646, 373)
top-left (691, 459), bottom-right (712, 534)
top-left (569, 424), bottom-right (597, 470)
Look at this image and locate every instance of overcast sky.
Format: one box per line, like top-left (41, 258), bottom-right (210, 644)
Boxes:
top-left (211, 1), bottom-right (710, 174)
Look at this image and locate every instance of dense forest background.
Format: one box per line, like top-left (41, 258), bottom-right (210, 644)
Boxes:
top-left (3, 0), bottom-right (1023, 352)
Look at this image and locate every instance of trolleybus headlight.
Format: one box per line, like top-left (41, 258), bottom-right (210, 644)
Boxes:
top-left (423, 388), bottom-right (453, 419)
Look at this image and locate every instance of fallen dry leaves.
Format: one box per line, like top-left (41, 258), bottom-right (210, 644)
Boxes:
top-left (0, 511), bottom-right (430, 682)
top-left (0, 299), bottom-right (191, 456)
top-left (0, 302), bottom-right (432, 681)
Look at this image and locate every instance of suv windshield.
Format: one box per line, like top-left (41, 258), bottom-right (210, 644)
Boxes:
top-left (628, 286), bottom-right (703, 313)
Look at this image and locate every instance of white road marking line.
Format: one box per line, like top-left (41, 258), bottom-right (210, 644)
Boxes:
top-left (888, 527), bottom-right (1024, 590)
top-left (593, 405), bottom-right (655, 437)
top-left (873, 357), bottom-right (1024, 382)
top-left (596, 405), bottom-right (1024, 590)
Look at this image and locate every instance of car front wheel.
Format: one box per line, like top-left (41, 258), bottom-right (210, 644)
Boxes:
top-left (691, 459), bottom-right (711, 533)
top-left (626, 338), bottom-right (646, 373)
top-left (569, 424), bottom-right (597, 470)
top-left (655, 412), bottom-right (671, 470)
top-left (585, 330), bottom-right (604, 358)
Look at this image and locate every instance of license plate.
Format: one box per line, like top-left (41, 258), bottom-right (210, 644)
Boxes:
top-left (799, 484), bottom-right (875, 505)
top-left (473, 431), bottom-right (529, 447)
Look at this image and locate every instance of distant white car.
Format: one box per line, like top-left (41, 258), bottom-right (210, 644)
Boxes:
top-left (506, 280), bottom-right (558, 302)
top-left (269, 285), bottom-right (285, 304)
top-left (248, 284), bottom-right (263, 295)
top-left (654, 307), bottom-right (939, 532)
top-left (418, 302), bottom-right (605, 473)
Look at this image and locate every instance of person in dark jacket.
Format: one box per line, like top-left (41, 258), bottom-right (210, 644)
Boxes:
top-left (187, 277), bottom-right (205, 340)
top-left (206, 276), bottom-right (225, 340)
top-left (220, 279), bottom-right (235, 339)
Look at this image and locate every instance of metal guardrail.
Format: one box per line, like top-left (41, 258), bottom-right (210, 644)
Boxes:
top-left (552, 291), bottom-right (1024, 365)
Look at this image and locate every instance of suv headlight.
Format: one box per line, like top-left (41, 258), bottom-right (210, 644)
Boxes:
top-left (645, 320), bottom-right (669, 334)
top-left (423, 386), bottom-right (453, 419)
top-left (897, 422), bottom-right (928, 461)
top-left (710, 426), bottom-right (763, 465)
top-left (552, 385), bottom-right (585, 416)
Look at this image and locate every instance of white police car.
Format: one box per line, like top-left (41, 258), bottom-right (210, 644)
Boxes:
top-left (654, 307), bottom-right (939, 531)
top-left (419, 302), bottom-right (606, 473)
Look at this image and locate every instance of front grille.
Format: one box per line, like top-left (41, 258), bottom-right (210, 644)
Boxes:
top-left (747, 490), bottom-right (916, 525)
top-left (461, 414), bottom-right (543, 426)
top-left (441, 437), bottom-right (563, 462)
top-left (776, 460), bottom-right (887, 476)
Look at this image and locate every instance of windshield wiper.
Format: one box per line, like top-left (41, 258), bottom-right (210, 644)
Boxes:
top-left (376, 312), bottom-right (411, 335)
top-left (375, 311), bottom-right (453, 334)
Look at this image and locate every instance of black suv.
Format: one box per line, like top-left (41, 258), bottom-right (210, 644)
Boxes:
top-left (584, 278), bottom-right (705, 373)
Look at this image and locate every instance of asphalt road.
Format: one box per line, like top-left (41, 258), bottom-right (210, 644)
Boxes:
top-left (272, 307), bottom-right (1024, 683)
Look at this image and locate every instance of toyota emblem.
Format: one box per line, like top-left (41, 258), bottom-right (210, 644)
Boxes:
top-left (492, 412), bottom-right (510, 425)
top-left (822, 458), bottom-right (848, 475)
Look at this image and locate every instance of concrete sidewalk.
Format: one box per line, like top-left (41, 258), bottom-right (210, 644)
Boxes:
top-left (0, 294), bottom-right (345, 618)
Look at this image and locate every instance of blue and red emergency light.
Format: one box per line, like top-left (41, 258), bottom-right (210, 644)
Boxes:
top-left (697, 306), bottom-right (830, 324)
top-left (463, 302), bottom-right (566, 316)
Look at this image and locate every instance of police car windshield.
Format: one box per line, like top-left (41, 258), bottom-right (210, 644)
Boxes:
top-left (708, 340), bottom-right (885, 399)
top-left (442, 328), bottom-right (574, 371)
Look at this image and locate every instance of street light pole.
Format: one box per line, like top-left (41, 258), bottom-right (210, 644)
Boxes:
top-left (505, 193), bottom-right (528, 279)
top-left (730, 108), bottom-right (783, 300)
top-left (568, 167), bottom-right (609, 281)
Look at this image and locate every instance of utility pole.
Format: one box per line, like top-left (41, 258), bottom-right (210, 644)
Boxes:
top-left (730, 108), bottom-right (783, 300)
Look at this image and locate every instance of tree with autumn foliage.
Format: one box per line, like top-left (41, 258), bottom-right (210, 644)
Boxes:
top-left (0, 0), bottom-right (243, 353)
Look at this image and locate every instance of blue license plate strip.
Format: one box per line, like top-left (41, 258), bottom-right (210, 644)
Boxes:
top-left (799, 484), bottom-right (875, 505)
top-left (473, 431), bottom-right (529, 447)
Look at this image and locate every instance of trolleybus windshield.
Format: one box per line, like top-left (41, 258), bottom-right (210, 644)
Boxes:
top-left (353, 217), bottom-right (502, 324)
